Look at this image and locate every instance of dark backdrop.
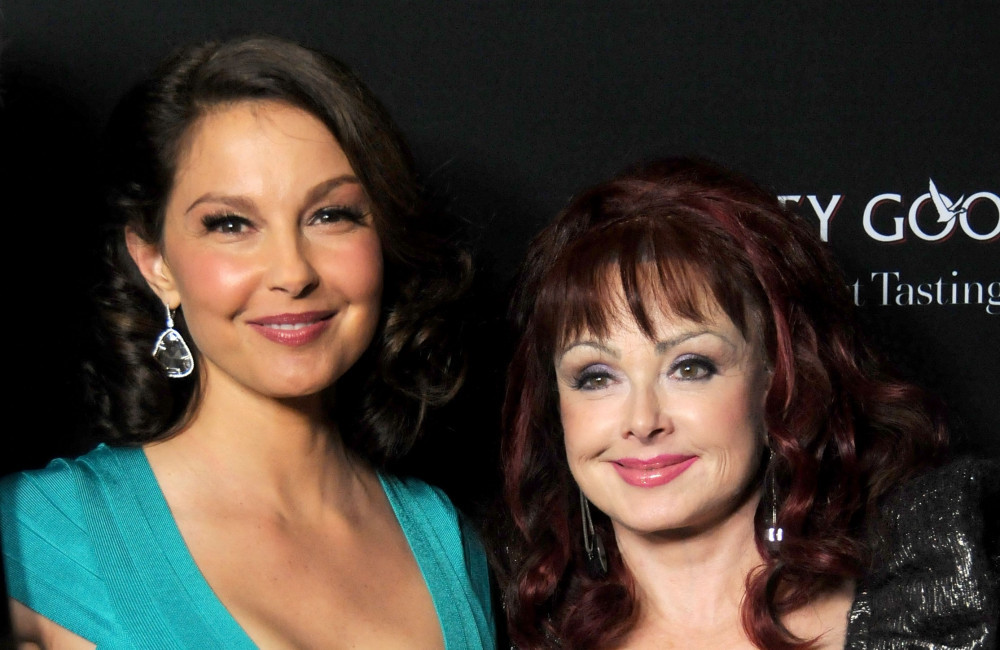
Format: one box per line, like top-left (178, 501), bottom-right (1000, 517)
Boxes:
top-left (2, 2), bottom-right (997, 506)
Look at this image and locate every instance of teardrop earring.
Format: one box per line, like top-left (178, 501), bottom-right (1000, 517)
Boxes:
top-left (152, 304), bottom-right (195, 379)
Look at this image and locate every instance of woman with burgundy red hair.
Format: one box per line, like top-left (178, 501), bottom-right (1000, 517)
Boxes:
top-left (500, 158), bottom-right (997, 649)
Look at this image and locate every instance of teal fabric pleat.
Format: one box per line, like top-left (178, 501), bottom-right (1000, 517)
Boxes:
top-left (1, 460), bottom-right (120, 643)
top-left (379, 474), bottom-right (495, 650)
top-left (75, 446), bottom-right (256, 648)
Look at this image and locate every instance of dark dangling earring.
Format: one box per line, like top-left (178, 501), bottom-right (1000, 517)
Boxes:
top-left (765, 449), bottom-right (783, 551)
top-left (580, 489), bottom-right (608, 577)
top-left (152, 303), bottom-right (195, 379)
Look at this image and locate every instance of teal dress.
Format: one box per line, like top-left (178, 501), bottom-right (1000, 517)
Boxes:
top-left (0, 445), bottom-right (495, 649)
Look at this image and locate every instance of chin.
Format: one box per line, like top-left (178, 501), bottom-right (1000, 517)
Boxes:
top-left (272, 387), bottom-right (326, 400)
top-left (614, 500), bottom-right (728, 537)
top-left (257, 373), bottom-right (335, 401)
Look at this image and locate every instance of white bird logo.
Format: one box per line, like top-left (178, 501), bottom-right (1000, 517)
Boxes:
top-left (928, 178), bottom-right (967, 223)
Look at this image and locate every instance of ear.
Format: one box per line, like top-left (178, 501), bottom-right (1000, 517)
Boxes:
top-left (125, 227), bottom-right (181, 307)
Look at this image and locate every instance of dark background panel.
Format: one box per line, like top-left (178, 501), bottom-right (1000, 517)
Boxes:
top-left (1, 2), bottom-right (997, 502)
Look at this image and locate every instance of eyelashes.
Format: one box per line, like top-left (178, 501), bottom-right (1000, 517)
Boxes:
top-left (668, 355), bottom-right (718, 381)
top-left (568, 354), bottom-right (718, 391)
top-left (572, 365), bottom-right (617, 391)
top-left (201, 213), bottom-right (251, 234)
top-left (200, 204), bottom-right (368, 235)
top-left (309, 205), bottom-right (368, 225)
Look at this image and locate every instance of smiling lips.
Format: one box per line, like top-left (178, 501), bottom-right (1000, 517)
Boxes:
top-left (247, 311), bottom-right (336, 346)
top-left (612, 454), bottom-right (698, 487)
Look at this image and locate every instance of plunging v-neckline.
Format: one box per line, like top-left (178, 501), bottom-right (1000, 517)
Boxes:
top-left (121, 446), bottom-right (445, 647)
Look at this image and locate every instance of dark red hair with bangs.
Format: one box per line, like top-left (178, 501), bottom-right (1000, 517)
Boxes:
top-left (501, 158), bottom-right (946, 649)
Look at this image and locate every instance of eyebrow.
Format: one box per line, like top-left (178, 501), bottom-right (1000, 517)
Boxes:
top-left (655, 330), bottom-right (723, 353)
top-left (557, 329), bottom-right (736, 362)
top-left (301, 175), bottom-right (365, 210)
top-left (184, 174), bottom-right (364, 215)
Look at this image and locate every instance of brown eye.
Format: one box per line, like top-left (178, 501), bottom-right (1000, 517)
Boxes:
top-left (202, 214), bottom-right (251, 234)
top-left (311, 206), bottom-right (365, 225)
top-left (574, 366), bottom-right (616, 391)
top-left (670, 357), bottom-right (716, 381)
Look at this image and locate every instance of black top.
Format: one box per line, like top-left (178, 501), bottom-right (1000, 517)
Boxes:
top-left (847, 458), bottom-right (999, 649)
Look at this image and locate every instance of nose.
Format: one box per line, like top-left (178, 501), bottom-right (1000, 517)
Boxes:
top-left (266, 232), bottom-right (320, 297)
top-left (625, 382), bottom-right (669, 440)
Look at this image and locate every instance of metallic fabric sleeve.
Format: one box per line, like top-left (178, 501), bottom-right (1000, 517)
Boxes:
top-left (846, 459), bottom-right (999, 649)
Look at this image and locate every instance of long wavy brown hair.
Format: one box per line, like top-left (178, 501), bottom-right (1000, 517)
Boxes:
top-left (501, 158), bottom-right (946, 649)
top-left (89, 36), bottom-right (470, 467)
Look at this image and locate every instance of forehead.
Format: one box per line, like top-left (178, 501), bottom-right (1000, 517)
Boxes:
top-left (165, 100), bottom-right (360, 211)
top-left (179, 100), bottom-right (339, 161)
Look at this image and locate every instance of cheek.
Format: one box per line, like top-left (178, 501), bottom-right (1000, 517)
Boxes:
top-left (171, 251), bottom-right (259, 313)
top-left (665, 381), bottom-right (759, 459)
top-left (708, 387), bottom-right (765, 476)
top-left (559, 391), bottom-right (614, 464)
top-left (319, 233), bottom-right (383, 302)
top-left (559, 392), bottom-right (584, 471)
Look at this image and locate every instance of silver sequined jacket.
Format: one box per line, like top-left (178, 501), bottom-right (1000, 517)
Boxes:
top-left (845, 458), bottom-right (999, 649)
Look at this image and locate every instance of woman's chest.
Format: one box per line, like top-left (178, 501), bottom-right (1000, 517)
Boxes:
top-left (178, 510), bottom-right (444, 649)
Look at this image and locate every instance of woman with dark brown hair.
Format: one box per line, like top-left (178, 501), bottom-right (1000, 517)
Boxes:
top-left (1, 36), bottom-right (494, 648)
top-left (501, 158), bottom-right (997, 649)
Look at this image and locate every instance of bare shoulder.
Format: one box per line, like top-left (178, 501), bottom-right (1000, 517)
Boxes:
top-left (8, 599), bottom-right (95, 650)
top-left (784, 580), bottom-right (855, 649)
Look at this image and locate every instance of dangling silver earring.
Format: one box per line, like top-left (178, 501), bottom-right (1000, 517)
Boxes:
top-left (152, 304), bottom-right (194, 379)
top-left (765, 449), bottom-right (783, 550)
top-left (580, 489), bottom-right (608, 577)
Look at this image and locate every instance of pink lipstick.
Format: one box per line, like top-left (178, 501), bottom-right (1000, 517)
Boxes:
top-left (612, 454), bottom-right (697, 487)
top-left (247, 311), bottom-right (335, 346)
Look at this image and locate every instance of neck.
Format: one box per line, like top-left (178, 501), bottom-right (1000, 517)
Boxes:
top-left (614, 489), bottom-right (763, 632)
top-left (144, 368), bottom-right (368, 519)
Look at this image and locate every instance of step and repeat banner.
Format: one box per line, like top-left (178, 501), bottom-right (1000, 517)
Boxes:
top-left (2, 3), bottom-right (996, 485)
top-left (778, 178), bottom-right (997, 459)
top-left (780, 183), bottom-right (997, 314)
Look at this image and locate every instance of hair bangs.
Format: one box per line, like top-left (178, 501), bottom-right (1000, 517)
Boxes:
top-left (536, 212), bottom-right (753, 353)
